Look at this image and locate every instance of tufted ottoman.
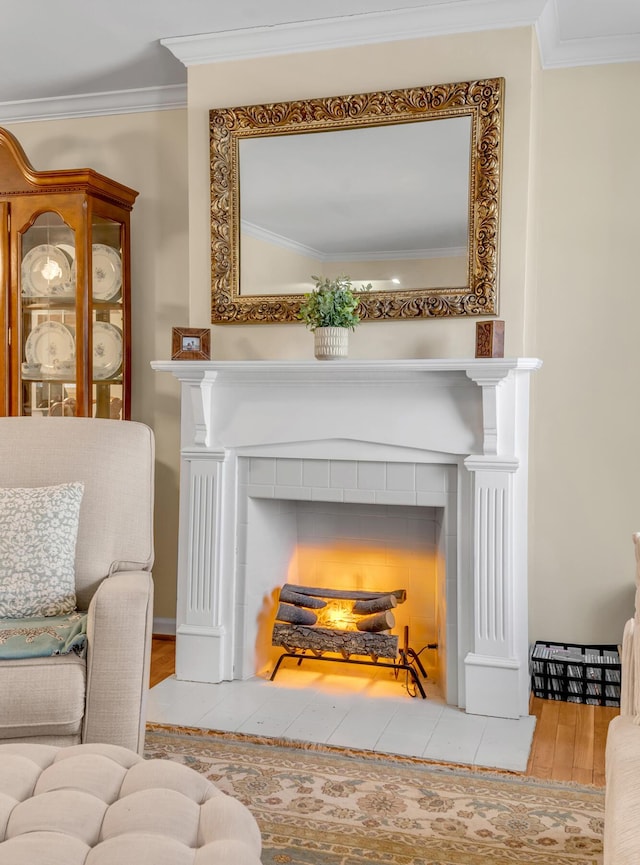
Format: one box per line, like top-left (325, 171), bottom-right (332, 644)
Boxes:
top-left (0, 742), bottom-right (263, 864)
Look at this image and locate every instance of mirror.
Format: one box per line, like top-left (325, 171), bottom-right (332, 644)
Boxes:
top-left (209, 78), bottom-right (503, 324)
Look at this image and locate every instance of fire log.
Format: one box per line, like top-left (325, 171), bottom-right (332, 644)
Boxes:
top-left (283, 583), bottom-right (406, 603)
top-left (276, 603), bottom-right (318, 626)
top-left (352, 594), bottom-right (397, 614)
top-left (279, 587), bottom-right (327, 609)
top-left (272, 622), bottom-right (399, 660)
top-left (356, 610), bottom-right (395, 633)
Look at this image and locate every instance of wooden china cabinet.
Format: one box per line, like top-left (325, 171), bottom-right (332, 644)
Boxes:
top-left (0, 127), bottom-right (138, 420)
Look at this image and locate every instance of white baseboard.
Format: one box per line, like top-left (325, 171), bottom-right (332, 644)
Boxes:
top-left (153, 617), bottom-right (176, 637)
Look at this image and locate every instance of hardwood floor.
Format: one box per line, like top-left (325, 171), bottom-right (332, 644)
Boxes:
top-left (150, 636), bottom-right (176, 689)
top-left (526, 695), bottom-right (617, 786)
top-left (150, 637), bottom-right (617, 786)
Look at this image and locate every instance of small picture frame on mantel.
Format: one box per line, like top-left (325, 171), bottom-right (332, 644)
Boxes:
top-left (171, 327), bottom-right (211, 360)
top-left (475, 320), bottom-right (505, 358)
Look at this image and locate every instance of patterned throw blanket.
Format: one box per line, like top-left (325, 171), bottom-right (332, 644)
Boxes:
top-left (0, 611), bottom-right (87, 659)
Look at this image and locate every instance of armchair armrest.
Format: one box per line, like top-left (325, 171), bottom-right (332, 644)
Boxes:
top-left (620, 618), bottom-right (635, 717)
top-left (605, 715), bottom-right (640, 864)
top-left (83, 571), bottom-right (154, 754)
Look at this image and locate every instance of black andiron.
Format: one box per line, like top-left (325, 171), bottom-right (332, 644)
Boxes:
top-left (270, 583), bottom-right (428, 698)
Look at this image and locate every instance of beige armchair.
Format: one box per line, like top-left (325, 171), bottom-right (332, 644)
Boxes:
top-left (604, 532), bottom-right (640, 864)
top-left (0, 417), bottom-right (154, 753)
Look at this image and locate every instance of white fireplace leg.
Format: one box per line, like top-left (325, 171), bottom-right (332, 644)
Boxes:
top-left (463, 456), bottom-right (528, 719)
top-left (175, 450), bottom-right (231, 683)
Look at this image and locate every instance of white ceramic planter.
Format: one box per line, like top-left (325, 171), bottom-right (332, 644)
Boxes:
top-left (314, 327), bottom-right (349, 360)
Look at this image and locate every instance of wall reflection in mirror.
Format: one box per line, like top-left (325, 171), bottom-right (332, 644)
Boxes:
top-left (239, 117), bottom-right (471, 298)
top-left (210, 78), bottom-right (503, 323)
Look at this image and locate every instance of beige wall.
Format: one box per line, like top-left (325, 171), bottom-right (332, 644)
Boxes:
top-left (240, 232), bottom-right (316, 295)
top-left (529, 62), bottom-right (640, 642)
top-left (240, 234), bottom-right (467, 296)
top-left (322, 256), bottom-right (468, 290)
top-left (5, 110), bottom-right (189, 619)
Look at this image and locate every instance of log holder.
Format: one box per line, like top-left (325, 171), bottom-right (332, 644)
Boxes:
top-left (270, 625), bottom-right (428, 698)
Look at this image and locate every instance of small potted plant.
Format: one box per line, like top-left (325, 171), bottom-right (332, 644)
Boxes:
top-left (299, 275), bottom-right (370, 360)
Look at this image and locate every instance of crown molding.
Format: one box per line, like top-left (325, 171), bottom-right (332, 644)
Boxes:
top-left (162, 0), bottom-right (546, 66)
top-left (241, 220), bottom-right (466, 263)
top-left (241, 220), bottom-right (323, 260)
top-left (162, 0), bottom-right (640, 71)
top-left (536, 0), bottom-right (640, 68)
top-left (0, 83), bottom-right (187, 124)
top-left (321, 245), bottom-right (468, 262)
top-left (2, 0), bottom-right (638, 123)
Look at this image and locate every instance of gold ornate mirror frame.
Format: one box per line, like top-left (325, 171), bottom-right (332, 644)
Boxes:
top-left (209, 77), bottom-right (503, 324)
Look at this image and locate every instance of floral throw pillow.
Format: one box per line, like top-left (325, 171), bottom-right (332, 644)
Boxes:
top-left (0, 482), bottom-right (84, 618)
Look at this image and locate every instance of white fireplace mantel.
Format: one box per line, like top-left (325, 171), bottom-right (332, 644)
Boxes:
top-left (152, 358), bottom-right (542, 719)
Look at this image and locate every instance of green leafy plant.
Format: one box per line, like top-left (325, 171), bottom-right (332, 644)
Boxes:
top-left (298, 275), bottom-right (371, 332)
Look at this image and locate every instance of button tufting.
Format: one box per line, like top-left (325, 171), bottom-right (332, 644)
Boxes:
top-left (0, 743), bottom-right (262, 865)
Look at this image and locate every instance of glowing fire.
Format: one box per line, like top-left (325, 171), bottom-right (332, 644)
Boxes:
top-left (315, 600), bottom-right (360, 631)
top-left (277, 541), bottom-right (439, 659)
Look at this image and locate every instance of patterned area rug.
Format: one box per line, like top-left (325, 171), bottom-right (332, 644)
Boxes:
top-left (145, 724), bottom-right (604, 865)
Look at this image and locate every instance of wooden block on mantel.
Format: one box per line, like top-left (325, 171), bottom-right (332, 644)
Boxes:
top-left (475, 320), bottom-right (505, 358)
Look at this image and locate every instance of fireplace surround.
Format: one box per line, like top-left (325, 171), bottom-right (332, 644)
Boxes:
top-left (152, 358), bottom-right (541, 719)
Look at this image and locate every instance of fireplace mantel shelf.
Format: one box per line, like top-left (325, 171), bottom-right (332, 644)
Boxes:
top-left (152, 357), bottom-right (542, 386)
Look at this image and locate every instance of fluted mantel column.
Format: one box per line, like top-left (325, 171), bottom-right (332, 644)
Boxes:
top-left (175, 448), bottom-right (232, 682)
top-left (463, 363), bottom-right (537, 718)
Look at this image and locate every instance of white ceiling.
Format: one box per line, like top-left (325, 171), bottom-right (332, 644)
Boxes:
top-left (1, 0), bottom-right (639, 123)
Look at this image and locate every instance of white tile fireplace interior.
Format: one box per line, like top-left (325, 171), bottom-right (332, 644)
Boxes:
top-left (238, 456), bottom-right (457, 698)
top-left (246, 498), bottom-right (442, 685)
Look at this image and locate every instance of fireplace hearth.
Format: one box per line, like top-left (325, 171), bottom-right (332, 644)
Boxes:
top-left (271, 583), bottom-right (428, 697)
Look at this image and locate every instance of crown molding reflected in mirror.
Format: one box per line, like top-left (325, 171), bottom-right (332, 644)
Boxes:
top-left (209, 77), bottom-right (503, 324)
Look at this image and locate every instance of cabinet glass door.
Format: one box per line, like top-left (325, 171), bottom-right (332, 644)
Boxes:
top-left (19, 212), bottom-right (77, 417)
top-left (91, 216), bottom-right (124, 419)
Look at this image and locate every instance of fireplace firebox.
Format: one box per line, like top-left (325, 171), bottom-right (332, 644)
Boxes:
top-left (270, 583), bottom-right (428, 697)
